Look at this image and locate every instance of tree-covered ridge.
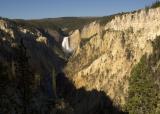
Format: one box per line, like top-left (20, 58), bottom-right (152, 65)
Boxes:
top-left (126, 36), bottom-right (160, 114)
top-left (150, 1), bottom-right (160, 8)
top-left (14, 17), bottom-right (99, 33)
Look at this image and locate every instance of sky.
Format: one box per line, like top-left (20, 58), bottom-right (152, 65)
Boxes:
top-left (0, 0), bottom-right (158, 19)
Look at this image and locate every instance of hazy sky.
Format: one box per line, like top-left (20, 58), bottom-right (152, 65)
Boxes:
top-left (0, 0), bottom-right (158, 19)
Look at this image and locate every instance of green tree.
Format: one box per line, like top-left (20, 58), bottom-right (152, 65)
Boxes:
top-left (52, 68), bottom-right (57, 99)
top-left (0, 62), bottom-right (10, 113)
top-left (151, 1), bottom-right (160, 8)
top-left (126, 55), bottom-right (158, 114)
top-left (126, 36), bottom-right (160, 114)
top-left (15, 38), bottom-right (34, 114)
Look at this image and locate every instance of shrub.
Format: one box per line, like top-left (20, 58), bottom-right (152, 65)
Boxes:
top-left (126, 55), bottom-right (158, 114)
top-left (126, 36), bottom-right (160, 114)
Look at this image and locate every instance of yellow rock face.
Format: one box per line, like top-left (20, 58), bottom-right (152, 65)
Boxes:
top-left (69, 29), bottom-right (81, 51)
top-left (81, 21), bottom-right (102, 39)
top-left (36, 36), bottom-right (47, 44)
top-left (65, 8), bottom-right (160, 106)
top-left (0, 19), bottom-right (15, 38)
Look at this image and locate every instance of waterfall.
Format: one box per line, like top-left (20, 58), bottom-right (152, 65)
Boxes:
top-left (62, 36), bottom-right (73, 53)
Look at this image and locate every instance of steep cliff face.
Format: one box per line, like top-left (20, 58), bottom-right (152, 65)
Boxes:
top-left (65, 7), bottom-right (160, 106)
top-left (80, 21), bottom-right (102, 39)
top-left (69, 29), bottom-right (81, 51)
top-left (0, 18), bottom-right (66, 96)
top-left (105, 8), bottom-right (160, 41)
top-left (1, 18), bottom-right (65, 68)
top-left (0, 18), bottom-right (66, 113)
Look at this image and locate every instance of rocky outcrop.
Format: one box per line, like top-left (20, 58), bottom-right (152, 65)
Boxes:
top-left (0, 19), bottom-right (15, 38)
top-left (36, 36), bottom-right (47, 44)
top-left (81, 21), bottom-right (102, 39)
top-left (69, 29), bottom-right (80, 51)
top-left (65, 7), bottom-right (160, 106)
top-left (44, 28), bottom-right (64, 43)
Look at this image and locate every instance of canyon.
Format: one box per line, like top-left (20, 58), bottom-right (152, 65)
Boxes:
top-left (0, 6), bottom-right (160, 114)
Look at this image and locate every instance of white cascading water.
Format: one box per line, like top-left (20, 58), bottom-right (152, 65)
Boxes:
top-left (62, 36), bottom-right (73, 53)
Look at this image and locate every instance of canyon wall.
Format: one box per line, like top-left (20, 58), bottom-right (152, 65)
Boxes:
top-left (65, 7), bottom-right (160, 106)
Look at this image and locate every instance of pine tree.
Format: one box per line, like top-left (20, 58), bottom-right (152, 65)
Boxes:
top-left (0, 62), bottom-right (10, 113)
top-left (15, 38), bottom-right (34, 114)
top-left (51, 68), bottom-right (57, 99)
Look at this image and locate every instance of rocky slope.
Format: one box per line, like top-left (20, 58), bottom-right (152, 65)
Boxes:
top-left (0, 18), bottom-right (66, 96)
top-left (65, 7), bottom-right (160, 106)
top-left (0, 17), bottom-right (77, 114)
top-left (0, 17), bottom-right (125, 114)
